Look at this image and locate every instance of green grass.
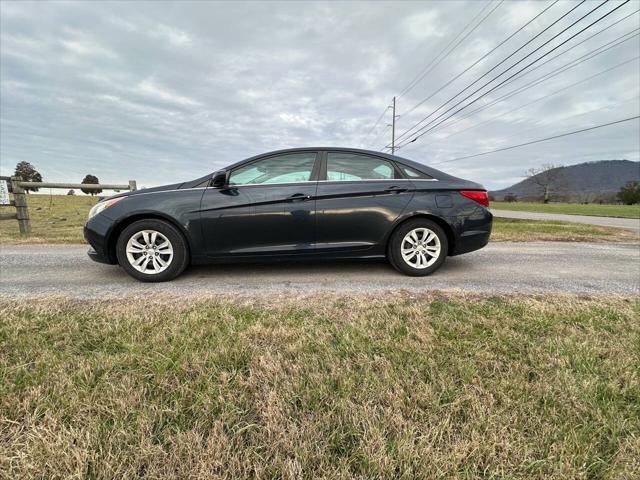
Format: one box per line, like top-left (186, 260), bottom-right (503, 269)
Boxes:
top-left (1, 294), bottom-right (639, 479)
top-left (491, 218), bottom-right (637, 242)
top-left (0, 194), bottom-right (98, 243)
top-left (492, 201), bottom-right (640, 219)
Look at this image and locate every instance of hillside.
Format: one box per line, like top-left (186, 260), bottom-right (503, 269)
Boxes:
top-left (491, 160), bottom-right (640, 202)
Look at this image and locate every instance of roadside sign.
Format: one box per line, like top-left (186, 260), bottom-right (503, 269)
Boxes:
top-left (0, 179), bottom-right (10, 205)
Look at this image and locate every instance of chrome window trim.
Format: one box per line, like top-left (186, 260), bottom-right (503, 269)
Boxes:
top-left (317, 178), bottom-right (438, 183)
top-left (215, 178), bottom-right (439, 188)
top-left (221, 181), bottom-right (317, 188)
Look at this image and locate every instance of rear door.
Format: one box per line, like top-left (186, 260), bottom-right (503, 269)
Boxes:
top-left (314, 151), bottom-right (414, 253)
top-left (200, 151), bottom-right (320, 256)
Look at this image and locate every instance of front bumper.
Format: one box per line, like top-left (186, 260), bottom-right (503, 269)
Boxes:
top-left (84, 214), bottom-right (117, 264)
top-left (87, 246), bottom-right (112, 264)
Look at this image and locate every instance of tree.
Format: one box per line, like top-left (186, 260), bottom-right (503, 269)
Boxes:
top-left (525, 164), bottom-right (567, 203)
top-left (81, 174), bottom-right (102, 195)
top-left (617, 181), bottom-right (640, 205)
top-left (13, 161), bottom-right (43, 193)
top-left (67, 189), bottom-right (75, 195)
top-left (504, 193), bottom-right (518, 203)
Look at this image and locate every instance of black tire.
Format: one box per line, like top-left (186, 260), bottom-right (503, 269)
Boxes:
top-left (388, 218), bottom-right (448, 276)
top-left (116, 219), bottom-right (189, 282)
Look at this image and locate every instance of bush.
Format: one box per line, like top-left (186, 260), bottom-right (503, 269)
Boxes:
top-left (617, 181), bottom-right (640, 205)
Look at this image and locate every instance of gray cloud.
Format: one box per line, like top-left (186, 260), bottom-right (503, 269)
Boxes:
top-left (1, 0), bottom-right (638, 190)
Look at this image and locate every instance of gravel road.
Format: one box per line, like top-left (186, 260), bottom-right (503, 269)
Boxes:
top-left (492, 209), bottom-right (640, 232)
top-left (1, 242), bottom-right (638, 297)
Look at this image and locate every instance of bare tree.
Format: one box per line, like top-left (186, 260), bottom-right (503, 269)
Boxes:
top-left (525, 164), bottom-right (567, 204)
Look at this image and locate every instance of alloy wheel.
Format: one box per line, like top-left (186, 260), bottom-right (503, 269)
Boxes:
top-left (400, 227), bottom-right (441, 269)
top-left (125, 230), bottom-right (174, 274)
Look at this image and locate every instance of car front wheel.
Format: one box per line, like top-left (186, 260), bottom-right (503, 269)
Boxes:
top-left (116, 219), bottom-right (189, 282)
top-left (388, 219), bottom-right (448, 276)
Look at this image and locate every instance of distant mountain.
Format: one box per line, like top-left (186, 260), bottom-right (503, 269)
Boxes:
top-left (491, 160), bottom-right (640, 202)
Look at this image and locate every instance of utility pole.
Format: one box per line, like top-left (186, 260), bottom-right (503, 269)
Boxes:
top-left (391, 96), bottom-right (396, 155)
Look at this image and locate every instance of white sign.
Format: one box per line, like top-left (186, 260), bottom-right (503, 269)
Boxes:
top-left (0, 180), bottom-right (10, 205)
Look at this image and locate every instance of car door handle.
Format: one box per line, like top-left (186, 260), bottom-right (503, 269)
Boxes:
top-left (385, 186), bottom-right (408, 194)
top-left (287, 193), bottom-right (312, 202)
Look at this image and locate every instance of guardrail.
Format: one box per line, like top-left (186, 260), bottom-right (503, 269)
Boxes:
top-left (0, 176), bottom-right (136, 234)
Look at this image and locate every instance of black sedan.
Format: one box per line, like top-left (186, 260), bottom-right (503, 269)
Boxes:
top-left (84, 147), bottom-right (492, 281)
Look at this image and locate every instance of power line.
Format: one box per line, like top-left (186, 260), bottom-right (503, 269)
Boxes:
top-left (428, 13), bottom-right (640, 136)
top-left (430, 116), bottom-right (640, 165)
top-left (398, 0), bottom-right (493, 97)
top-left (362, 105), bottom-right (391, 142)
top-left (396, 0), bottom-right (614, 145)
top-left (399, 0), bottom-right (560, 118)
top-left (369, 124), bottom-right (391, 149)
top-left (395, 0), bottom-right (588, 141)
top-left (402, 4), bottom-right (637, 124)
top-left (398, 0), bottom-right (503, 98)
top-left (437, 55), bottom-right (640, 141)
top-left (395, 0), bottom-right (631, 148)
top-left (468, 92), bottom-right (639, 148)
top-left (420, 28), bottom-right (640, 140)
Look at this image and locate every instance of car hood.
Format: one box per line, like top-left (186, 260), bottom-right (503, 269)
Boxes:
top-left (100, 173), bottom-right (212, 202)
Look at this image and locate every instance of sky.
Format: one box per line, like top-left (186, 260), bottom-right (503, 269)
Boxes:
top-left (1, 0), bottom-right (639, 191)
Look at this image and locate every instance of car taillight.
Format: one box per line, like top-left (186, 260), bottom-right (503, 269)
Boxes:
top-left (460, 190), bottom-right (489, 207)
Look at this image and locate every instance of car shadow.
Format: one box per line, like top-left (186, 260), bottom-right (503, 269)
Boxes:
top-left (176, 256), bottom-right (471, 281)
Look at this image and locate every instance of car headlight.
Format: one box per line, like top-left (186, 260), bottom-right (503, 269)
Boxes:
top-left (88, 197), bottom-right (125, 220)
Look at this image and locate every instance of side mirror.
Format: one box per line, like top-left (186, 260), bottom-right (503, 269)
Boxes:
top-left (211, 171), bottom-right (227, 188)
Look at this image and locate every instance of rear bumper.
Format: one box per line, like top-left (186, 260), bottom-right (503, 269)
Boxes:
top-left (449, 208), bottom-right (492, 256)
top-left (453, 230), bottom-right (491, 255)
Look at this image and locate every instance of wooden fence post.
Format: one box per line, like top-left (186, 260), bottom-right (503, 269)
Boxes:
top-left (129, 180), bottom-right (137, 191)
top-left (11, 176), bottom-right (31, 234)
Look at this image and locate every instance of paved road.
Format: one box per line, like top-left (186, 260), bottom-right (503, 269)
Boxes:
top-left (492, 209), bottom-right (640, 232)
top-left (1, 242), bottom-right (638, 297)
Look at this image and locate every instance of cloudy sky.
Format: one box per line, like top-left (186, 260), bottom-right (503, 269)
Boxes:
top-left (1, 0), bottom-right (639, 190)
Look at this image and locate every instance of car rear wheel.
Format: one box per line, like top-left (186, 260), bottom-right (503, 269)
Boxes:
top-left (388, 219), bottom-right (448, 276)
top-left (116, 219), bottom-right (189, 282)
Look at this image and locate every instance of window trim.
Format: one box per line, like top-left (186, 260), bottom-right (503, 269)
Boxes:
top-left (225, 151), bottom-right (322, 187)
top-left (320, 151), bottom-right (405, 182)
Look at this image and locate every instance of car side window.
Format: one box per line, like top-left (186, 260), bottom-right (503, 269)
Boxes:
top-left (326, 153), bottom-right (395, 181)
top-left (398, 164), bottom-right (433, 179)
top-left (229, 153), bottom-right (317, 185)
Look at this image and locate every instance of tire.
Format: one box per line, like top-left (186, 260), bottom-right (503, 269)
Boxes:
top-left (388, 218), bottom-right (448, 277)
top-left (116, 219), bottom-right (189, 282)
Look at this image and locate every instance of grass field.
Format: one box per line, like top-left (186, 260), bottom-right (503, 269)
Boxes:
top-left (1, 195), bottom-right (636, 245)
top-left (490, 218), bottom-right (637, 243)
top-left (492, 201), bottom-right (640, 219)
top-left (1, 293), bottom-right (638, 479)
top-left (0, 194), bottom-right (98, 244)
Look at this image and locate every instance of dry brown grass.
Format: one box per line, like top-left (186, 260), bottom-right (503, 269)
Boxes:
top-left (1, 292), bottom-right (639, 479)
top-left (0, 194), bottom-right (98, 244)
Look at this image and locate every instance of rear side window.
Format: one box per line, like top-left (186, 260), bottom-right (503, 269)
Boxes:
top-left (398, 164), bottom-right (433, 179)
top-left (326, 153), bottom-right (395, 181)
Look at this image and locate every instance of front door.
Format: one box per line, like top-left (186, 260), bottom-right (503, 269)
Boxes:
top-left (315, 151), bottom-right (414, 253)
top-left (200, 151), bottom-right (320, 257)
